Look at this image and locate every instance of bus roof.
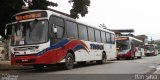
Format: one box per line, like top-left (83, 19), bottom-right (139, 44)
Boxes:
top-left (116, 36), bottom-right (143, 43)
top-left (12, 9), bottom-right (115, 34)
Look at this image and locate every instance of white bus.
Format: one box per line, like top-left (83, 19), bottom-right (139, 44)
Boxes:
top-left (6, 9), bottom-right (116, 70)
top-left (144, 44), bottom-right (158, 56)
top-left (116, 36), bottom-right (143, 60)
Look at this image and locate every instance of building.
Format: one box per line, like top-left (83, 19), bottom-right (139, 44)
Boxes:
top-left (110, 29), bottom-right (135, 37)
top-left (135, 35), bottom-right (148, 45)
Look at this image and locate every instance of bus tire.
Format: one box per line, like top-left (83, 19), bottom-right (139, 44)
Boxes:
top-left (117, 57), bottom-right (120, 60)
top-left (64, 53), bottom-right (74, 70)
top-left (33, 65), bottom-right (44, 71)
top-left (97, 53), bottom-right (106, 64)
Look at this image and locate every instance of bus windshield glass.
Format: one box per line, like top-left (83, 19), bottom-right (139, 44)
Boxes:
top-left (116, 40), bottom-right (130, 51)
top-left (145, 45), bottom-right (154, 51)
top-left (10, 20), bottom-right (48, 46)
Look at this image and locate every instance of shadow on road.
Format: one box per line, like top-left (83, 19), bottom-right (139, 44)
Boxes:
top-left (15, 62), bottom-right (115, 73)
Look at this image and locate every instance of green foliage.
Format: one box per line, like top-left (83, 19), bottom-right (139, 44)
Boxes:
top-left (70, 0), bottom-right (90, 19)
top-left (27, 0), bottom-right (58, 10)
top-left (0, 0), bottom-right (24, 38)
top-left (27, 0), bottom-right (90, 18)
top-left (0, 0), bottom-right (90, 38)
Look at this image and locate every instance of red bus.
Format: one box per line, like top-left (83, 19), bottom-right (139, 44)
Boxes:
top-left (116, 36), bottom-right (143, 60)
top-left (144, 44), bottom-right (158, 56)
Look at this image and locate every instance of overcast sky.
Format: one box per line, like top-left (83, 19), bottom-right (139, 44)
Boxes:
top-left (50, 0), bottom-right (160, 40)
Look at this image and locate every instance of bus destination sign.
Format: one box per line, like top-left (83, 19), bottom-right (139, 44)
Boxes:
top-left (115, 37), bottom-right (129, 40)
top-left (14, 11), bottom-right (47, 21)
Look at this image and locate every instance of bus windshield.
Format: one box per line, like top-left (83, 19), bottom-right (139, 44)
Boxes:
top-left (145, 45), bottom-right (154, 51)
top-left (10, 20), bottom-right (48, 46)
top-left (116, 40), bottom-right (130, 51)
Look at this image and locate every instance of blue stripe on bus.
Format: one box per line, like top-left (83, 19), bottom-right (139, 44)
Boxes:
top-left (36, 39), bottom-right (70, 56)
top-left (73, 44), bottom-right (87, 52)
top-left (48, 39), bottom-right (70, 50)
top-left (36, 39), bottom-right (88, 56)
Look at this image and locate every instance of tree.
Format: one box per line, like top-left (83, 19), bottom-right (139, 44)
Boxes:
top-left (26, 0), bottom-right (90, 18)
top-left (0, 0), bottom-right (24, 38)
top-left (69, 0), bottom-right (90, 18)
top-left (25, 0), bottom-right (58, 10)
top-left (0, 0), bottom-right (90, 38)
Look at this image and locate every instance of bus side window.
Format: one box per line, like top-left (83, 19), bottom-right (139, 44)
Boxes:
top-left (95, 29), bottom-right (101, 43)
top-left (78, 24), bottom-right (88, 40)
top-left (88, 27), bottom-right (95, 42)
top-left (101, 31), bottom-right (106, 43)
top-left (49, 16), bottom-right (64, 38)
top-left (106, 32), bottom-right (111, 43)
top-left (66, 21), bottom-right (78, 39)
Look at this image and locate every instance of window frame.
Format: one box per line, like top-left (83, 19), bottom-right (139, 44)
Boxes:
top-left (66, 20), bottom-right (78, 39)
top-left (95, 29), bottom-right (102, 43)
top-left (101, 31), bottom-right (106, 43)
top-left (49, 15), bottom-right (65, 39)
top-left (106, 32), bottom-right (111, 43)
top-left (87, 27), bottom-right (95, 42)
top-left (78, 24), bottom-right (89, 41)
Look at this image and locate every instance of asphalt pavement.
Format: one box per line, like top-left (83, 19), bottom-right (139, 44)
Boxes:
top-left (0, 55), bottom-right (160, 80)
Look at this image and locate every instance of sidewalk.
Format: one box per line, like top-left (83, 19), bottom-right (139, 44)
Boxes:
top-left (0, 61), bottom-right (32, 70)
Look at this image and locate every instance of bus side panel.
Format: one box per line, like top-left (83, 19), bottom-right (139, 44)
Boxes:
top-left (110, 44), bottom-right (117, 60)
top-left (74, 41), bottom-right (102, 62)
top-left (104, 43), bottom-right (116, 60)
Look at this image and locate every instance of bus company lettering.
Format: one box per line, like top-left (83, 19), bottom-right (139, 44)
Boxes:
top-left (90, 44), bottom-right (104, 50)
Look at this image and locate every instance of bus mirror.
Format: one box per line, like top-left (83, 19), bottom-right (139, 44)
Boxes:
top-left (52, 24), bottom-right (57, 33)
top-left (5, 28), bottom-right (7, 36)
top-left (5, 25), bottom-right (8, 36)
top-left (54, 27), bottom-right (57, 33)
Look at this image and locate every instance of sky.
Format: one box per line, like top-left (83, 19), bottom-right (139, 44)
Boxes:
top-left (50, 0), bottom-right (160, 40)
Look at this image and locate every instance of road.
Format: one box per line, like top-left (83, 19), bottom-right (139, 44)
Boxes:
top-left (0, 55), bottom-right (160, 80)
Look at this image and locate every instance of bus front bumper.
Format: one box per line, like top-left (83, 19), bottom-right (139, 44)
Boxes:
top-left (11, 50), bottom-right (65, 65)
top-left (117, 53), bottom-right (132, 58)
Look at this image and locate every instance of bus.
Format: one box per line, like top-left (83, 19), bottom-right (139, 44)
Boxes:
top-left (6, 10), bottom-right (116, 70)
top-left (116, 36), bottom-right (143, 60)
top-left (144, 44), bottom-right (158, 56)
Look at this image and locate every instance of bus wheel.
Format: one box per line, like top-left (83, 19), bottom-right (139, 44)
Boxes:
top-left (97, 53), bottom-right (106, 64)
top-left (78, 61), bottom-right (86, 66)
top-left (64, 53), bottom-right (74, 70)
top-left (33, 65), bottom-right (44, 71)
top-left (117, 57), bottom-right (120, 60)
